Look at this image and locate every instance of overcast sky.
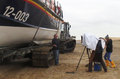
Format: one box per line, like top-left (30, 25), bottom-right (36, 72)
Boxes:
top-left (59, 0), bottom-right (120, 39)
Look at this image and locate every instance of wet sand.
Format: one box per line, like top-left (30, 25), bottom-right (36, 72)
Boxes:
top-left (0, 40), bottom-right (120, 79)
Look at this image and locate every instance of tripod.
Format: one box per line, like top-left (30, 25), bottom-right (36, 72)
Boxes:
top-left (66, 46), bottom-right (91, 74)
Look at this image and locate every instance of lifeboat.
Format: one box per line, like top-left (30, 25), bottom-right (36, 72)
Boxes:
top-left (0, 0), bottom-right (63, 48)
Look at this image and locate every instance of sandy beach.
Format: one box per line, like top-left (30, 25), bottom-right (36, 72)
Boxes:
top-left (0, 40), bottom-right (120, 79)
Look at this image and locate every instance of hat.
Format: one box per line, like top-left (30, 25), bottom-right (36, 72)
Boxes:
top-left (105, 35), bottom-right (109, 39)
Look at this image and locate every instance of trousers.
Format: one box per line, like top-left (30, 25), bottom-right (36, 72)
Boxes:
top-left (104, 52), bottom-right (112, 62)
top-left (53, 50), bottom-right (59, 65)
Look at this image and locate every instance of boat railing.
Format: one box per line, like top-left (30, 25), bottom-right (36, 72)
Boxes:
top-left (39, 0), bottom-right (63, 18)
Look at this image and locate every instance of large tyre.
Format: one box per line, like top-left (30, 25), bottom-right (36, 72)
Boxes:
top-left (60, 40), bottom-right (76, 53)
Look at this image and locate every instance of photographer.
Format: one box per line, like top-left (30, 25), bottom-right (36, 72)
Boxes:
top-left (88, 39), bottom-right (107, 72)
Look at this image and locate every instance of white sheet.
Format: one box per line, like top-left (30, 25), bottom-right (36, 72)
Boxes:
top-left (82, 33), bottom-right (105, 50)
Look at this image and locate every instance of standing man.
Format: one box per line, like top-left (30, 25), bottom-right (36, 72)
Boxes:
top-left (52, 34), bottom-right (60, 65)
top-left (104, 35), bottom-right (116, 68)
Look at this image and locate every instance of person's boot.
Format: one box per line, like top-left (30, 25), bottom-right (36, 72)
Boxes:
top-left (110, 61), bottom-right (116, 68)
top-left (105, 60), bottom-right (109, 67)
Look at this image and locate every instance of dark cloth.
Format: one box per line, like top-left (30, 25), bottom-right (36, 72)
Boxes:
top-left (93, 53), bottom-right (102, 62)
top-left (93, 40), bottom-right (103, 62)
top-left (106, 39), bottom-right (113, 52)
top-left (95, 40), bottom-right (103, 54)
top-left (88, 40), bottom-right (107, 72)
top-left (52, 38), bottom-right (60, 50)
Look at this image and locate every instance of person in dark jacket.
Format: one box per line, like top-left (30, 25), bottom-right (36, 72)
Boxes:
top-left (104, 35), bottom-right (116, 68)
top-left (88, 39), bottom-right (107, 72)
top-left (52, 34), bottom-right (60, 65)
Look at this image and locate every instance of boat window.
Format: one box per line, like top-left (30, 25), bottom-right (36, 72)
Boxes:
top-left (59, 22), bottom-right (62, 29)
top-left (60, 23), bottom-right (64, 31)
top-left (56, 22), bottom-right (59, 28)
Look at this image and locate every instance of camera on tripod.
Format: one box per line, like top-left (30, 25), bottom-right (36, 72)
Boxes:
top-left (66, 33), bottom-right (107, 74)
top-left (82, 33), bottom-right (107, 72)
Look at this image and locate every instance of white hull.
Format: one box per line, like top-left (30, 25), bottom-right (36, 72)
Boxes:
top-left (0, 26), bottom-right (59, 47)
